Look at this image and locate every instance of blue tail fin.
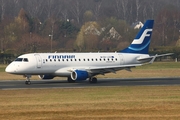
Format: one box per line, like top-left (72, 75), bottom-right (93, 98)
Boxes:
top-left (120, 20), bottom-right (154, 54)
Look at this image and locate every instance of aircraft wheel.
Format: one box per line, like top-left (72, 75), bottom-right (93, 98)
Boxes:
top-left (67, 77), bottom-right (75, 83)
top-left (25, 81), bottom-right (31, 85)
top-left (89, 77), bottom-right (97, 83)
top-left (25, 75), bottom-right (31, 85)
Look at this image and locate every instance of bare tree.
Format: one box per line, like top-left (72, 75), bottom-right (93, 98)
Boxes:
top-left (36, 0), bottom-right (62, 20)
top-left (135, 0), bottom-right (142, 21)
top-left (93, 0), bottom-right (103, 21)
top-left (128, 0), bottom-right (134, 23)
top-left (53, 1), bottom-right (64, 18)
top-left (114, 0), bottom-right (121, 19)
top-left (6, 0), bottom-right (25, 18)
top-left (114, 0), bottom-right (130, 20)
top-left (56, 0), bottom-right (70, 21)
top-left (61, 9), bottom-right (68, 21)
top-left (44, 0), bottom-right (54, 19)
top-left (0, 0), bottom-right (5, 20)
top-left (26, 0), bottom-right (44, 19)
top-left (13, 0), bottom-right (20, 6)
top-left (120, 0), bottom-right (128, 20)
top-left (148, 1), bottom-right (156, 19)
top-left (70, 0), bottom-right (84, 24)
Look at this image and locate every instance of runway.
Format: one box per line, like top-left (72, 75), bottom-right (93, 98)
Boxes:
top-left (1, 77), bottom-right (180, 90)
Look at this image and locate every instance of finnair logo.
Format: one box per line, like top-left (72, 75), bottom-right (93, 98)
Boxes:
top-left (132, 29), bottom-right (152, 44)
top-left (48, 55), bottom-right (75, 59)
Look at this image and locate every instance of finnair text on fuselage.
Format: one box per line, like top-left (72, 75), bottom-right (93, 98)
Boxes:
top-left (48, 55), bottom-right (76, 59)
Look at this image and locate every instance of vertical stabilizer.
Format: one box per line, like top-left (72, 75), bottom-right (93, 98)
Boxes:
top-left (120, 20), bottom-right (154, 54)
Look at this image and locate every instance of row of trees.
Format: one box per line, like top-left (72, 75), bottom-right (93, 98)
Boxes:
top-left (1, 0), bottom-right (180, 24)
top-left (0, 0), bottom-right (180, 55)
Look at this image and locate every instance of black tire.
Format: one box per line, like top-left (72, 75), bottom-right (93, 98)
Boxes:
top-left (67, 77), bottom-right (75, 83)
top-left (89, 77), bottom-right (97, 83)
top-left (25, 81), bottom-right (28, 85)
top-left (25, 81), bottom-right (31, 85)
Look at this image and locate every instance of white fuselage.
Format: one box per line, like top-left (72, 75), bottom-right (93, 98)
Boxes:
top-left (5, 52), bottom-right (149, 77)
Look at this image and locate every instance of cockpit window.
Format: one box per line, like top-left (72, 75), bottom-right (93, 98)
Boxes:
top-left (23, 58), bottom-right (29, 62)
top-left (14, 58), bottom-right (23, 62)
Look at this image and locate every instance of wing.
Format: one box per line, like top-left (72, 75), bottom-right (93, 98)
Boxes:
top-left (67, 53), bottom-right (173, 77)
top-left (84, 64), bottom-right (142, 76)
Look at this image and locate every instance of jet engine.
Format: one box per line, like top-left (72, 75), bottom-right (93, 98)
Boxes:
top-left (71, 70), bottom-right (89, 81)
top-left (38, 75), bottom-right (54, 79)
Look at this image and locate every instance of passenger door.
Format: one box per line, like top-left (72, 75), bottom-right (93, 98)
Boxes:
top-left (35, 54), bottom-right (42, 68)
top-left (119, 54), bottom-right (124, 65)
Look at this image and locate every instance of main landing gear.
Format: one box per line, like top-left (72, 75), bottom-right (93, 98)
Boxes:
top-left (89, 77), bottom-right (97, 83)
top-left (67, 77), bottom-right (97, 83)
top-left (24, 75), bottom-right (31, 85)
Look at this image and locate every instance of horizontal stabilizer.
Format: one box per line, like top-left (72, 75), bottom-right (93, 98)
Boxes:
top-left (137, 53), bottom-right (174, 64)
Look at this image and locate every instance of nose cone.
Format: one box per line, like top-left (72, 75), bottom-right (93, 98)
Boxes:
top-left (5, 64), bottom-right (14, 73)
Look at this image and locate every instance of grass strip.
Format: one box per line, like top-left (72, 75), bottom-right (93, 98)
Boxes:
top-left (0, 86), bottom-right (180, 119)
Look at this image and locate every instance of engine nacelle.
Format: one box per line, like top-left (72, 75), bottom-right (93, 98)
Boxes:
top-left (71, 70), bottom-right (89, 81)
top-left (38, 75), bottom-right (54, 79)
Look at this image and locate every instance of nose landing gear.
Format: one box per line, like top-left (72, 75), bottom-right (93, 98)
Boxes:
top-left (24, 75), bottom-right (31, 85)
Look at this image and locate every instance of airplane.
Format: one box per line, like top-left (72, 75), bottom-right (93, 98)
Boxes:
top-left (5, 20), bottom-right (173, 85)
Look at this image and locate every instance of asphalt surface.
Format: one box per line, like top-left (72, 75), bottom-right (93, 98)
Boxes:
top-left (1, 77), bottom-right (180, 90)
